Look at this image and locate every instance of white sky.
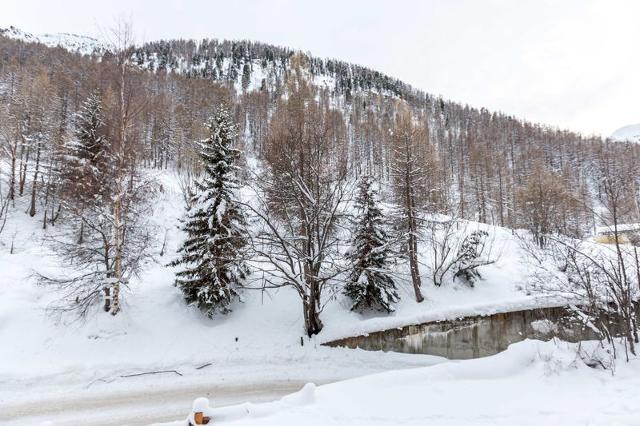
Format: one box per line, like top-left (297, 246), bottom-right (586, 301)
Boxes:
top-left (2, 0), bottom-right (639, 137)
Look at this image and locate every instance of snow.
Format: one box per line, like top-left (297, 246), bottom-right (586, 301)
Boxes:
top-left (611, 123), bottom-right (640, 143)
top-left (0, 172), bottom-right (548, 374)
top-left (0, 170), bottom-right (619, 424)
top-left (159, 339), bottom-right (640, 426)
top-left (595, 222), bottom-right (640, 235)
top-left (319, 219), bottom-right (557, 343)
top-left (531, 319), bottom-right (557, 334)
top-left (1, 24), bottom-right (636, 426)
top-left (0, 170), bottom-right (443, 424)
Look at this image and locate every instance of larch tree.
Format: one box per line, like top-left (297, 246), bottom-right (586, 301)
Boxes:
top-left (344, 175), bottom-right (399, 313)
top-left (391, 107), bottom-right (427, 303)
top-left (171, 105), bottom-right (249, 316)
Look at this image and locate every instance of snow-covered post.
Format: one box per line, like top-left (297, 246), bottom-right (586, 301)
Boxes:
top-left (189, 397), bottom-right (210, 425)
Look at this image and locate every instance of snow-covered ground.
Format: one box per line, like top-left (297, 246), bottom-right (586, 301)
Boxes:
top-left (0, 172), bottom-right (537, 376)
top-left (159, 339), bottom-right (640, 426)
top-left (0, 171), bottom-right (444, 423)
top-left (0, 170), bottom-right (621, 425)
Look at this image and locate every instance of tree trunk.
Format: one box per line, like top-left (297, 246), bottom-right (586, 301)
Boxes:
top-left (9, 139), bottom-right (17, 204)
top-left (303, 297), bottom-right (323, 337)
top-left (29, 139), bottom-right (41, 217)
top-left (109, 56), bottom-right (129, 317)
top-left (110, 197), bottom-right (122, 316)
top-left (103, 286), bottom-right (111, 312)
top-left (50, 203), bottom-right (61, 225)
top-left (408, 227), bottom-right (424, 302)
top-left (42, 153), bottom-right (56, 229)
top-left (498, 169), bottom-right (504, 227)
top-left (406, 184), bottom-right (424, 303)
top-left (77, 221), bottom-right (84, 244)
top-left (19, 140), bottom-right (30, 197)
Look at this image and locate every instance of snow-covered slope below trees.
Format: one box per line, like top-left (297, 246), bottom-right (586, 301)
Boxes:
top-left (611, 123), bottom-right (640, 143)
top-left (0, 174), bottom-right (443, 426)
top-left (0, 26), bottom-right (106, 55)
top-left (0, 170), bottom-right (555, 396)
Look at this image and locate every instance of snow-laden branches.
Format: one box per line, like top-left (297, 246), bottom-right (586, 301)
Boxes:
top-left (521, 232), bottom-right (640, 361)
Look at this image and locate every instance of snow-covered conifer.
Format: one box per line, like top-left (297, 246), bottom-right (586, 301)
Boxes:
top-left (60, 91), bottom-right (111, 209)
top-left (344, 176), bottom-right (399, 312)
top-left (171, 105), bottom-right (249, 316)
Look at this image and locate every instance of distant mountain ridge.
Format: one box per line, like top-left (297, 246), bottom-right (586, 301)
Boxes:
top-left (0, 26), bottom-right (106, 55)
top-left (1, 25), bottom-right (426, 106)
top-left (611, 124), bottom-right (640, 143)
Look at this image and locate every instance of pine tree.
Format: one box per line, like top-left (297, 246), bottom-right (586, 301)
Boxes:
top-left (60, 91), bottom-right (111, 210)
top-left (171, 105), bottom-right (249, 316)
top-left (344, 176), bottom-right (399, 312)
top-left (58, 92), bottom-right (112, 247)
top-left (241, 63), bottom-right (251, 91)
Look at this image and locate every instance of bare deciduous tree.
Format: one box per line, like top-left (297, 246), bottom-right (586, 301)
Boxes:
top-left (246, 68), bottom-right (350, 336)
top-left (391, 107), bottom-right (427, 302)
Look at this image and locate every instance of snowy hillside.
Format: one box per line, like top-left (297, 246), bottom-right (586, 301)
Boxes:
top-left (0, 170), bottom-right (443, 424)
top-left (0, 26), bottom-right (105, 55)
top-left (611, 123), bottom-right (640, 143)
top-left (0, 169), bottom-right (560, 423)
top-left (0, 170), bottom-right (538, 375)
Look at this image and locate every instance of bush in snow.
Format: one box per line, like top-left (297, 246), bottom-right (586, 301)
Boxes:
top-left (427, 218), bottom-right (495, 287)
top-left (344, 176), bottom-right (399, 312)
top-left (453, 230), bottom-right (491, 286)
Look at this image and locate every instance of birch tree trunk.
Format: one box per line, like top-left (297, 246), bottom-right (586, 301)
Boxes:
top-left (109, 58), bottom-right (128, 316)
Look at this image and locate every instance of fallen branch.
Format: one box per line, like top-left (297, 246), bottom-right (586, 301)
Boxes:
top-left (85, 377), bottom-right (117, 389)
top-left (119, 369), bottom-right (183, 378)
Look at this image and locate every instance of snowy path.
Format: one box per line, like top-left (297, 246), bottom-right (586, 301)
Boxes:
top-left (0, 380), bottom-right (313, 426)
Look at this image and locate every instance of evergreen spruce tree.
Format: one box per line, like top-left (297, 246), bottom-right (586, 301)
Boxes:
top-left (171, 105), bottom-right (249, 316)
top-left (60, 91), bottom-right (111, 209)
top-left (241, 63), bottom-right (251, 91)
top-left (344, 176), bottom-right (399, 312)
top-left (59, 92), bottom-right (113, 247)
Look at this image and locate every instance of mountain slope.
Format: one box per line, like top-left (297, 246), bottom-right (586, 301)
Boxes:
top-left (611, 123), bottom-right (640, 143)
top-left (1, 25), bottom-right (638, 239)
top-left (0, 25), bottom-right (105, 55)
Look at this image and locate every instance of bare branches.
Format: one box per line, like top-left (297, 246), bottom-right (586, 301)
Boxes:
top-left (0, 187), bottom-right (9, 236)
top-left (521, 232), bottom-right (639, 361)
top-left (244, 81), bottom-right (352, 336)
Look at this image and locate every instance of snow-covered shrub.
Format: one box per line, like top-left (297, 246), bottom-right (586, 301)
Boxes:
top-left (427, 218), bottom-right (495, 287)
top-left (453, 230), bottom-right (490, 287)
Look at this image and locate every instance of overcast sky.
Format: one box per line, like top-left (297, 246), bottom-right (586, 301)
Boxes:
top-left (2, 0), bottom-right (639, 136)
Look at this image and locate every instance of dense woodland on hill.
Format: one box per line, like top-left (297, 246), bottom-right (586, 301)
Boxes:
top-left (0, 29), bottom-right (639, 342)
